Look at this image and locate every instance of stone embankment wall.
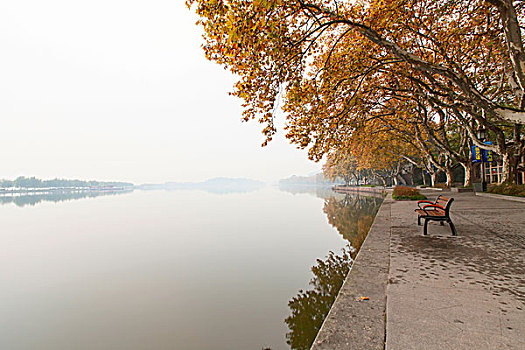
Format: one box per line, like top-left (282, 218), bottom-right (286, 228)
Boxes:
top-left (311, 196), bottom-right (391, 349)
top-left (332, 185), bottom-right (386, 196)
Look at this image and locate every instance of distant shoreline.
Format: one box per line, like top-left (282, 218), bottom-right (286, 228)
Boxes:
top-left (0, 186), bottom-right (132, 195)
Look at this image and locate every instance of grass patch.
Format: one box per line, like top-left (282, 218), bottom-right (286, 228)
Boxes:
top-left (487, 183), bottom-right (525, 197)
top-left (392, 186), bottom-right (427, 200)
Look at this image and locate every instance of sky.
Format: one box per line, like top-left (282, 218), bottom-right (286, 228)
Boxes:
top-left (0, 0), bottom-right (321, 184)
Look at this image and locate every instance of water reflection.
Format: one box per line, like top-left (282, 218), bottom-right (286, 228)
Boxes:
top-left (0, 189), bottom-right (133, 207)
top-left (285, 248), bottom-right (352, 350)
top-left (278, 184), bottom-right (336, 199)
top-left (0, 187), bottom-right (382, 349)
top-left (324, 194), bottom-right (383, 256)
top-left (285, 193), bottom-right (383, 349)
top-left (138, 177), bottom-right (266, 194)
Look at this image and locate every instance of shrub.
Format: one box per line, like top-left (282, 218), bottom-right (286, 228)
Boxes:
top-left (487, 183), bottom-right (525, 197)
top-left (392, 186), bottom-right (427, 200)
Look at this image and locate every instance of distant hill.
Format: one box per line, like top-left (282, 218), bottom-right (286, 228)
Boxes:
top-left (137, 177), bottom-right (266, 194)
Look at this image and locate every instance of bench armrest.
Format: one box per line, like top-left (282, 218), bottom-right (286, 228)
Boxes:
top-left (422, 204), bottom-right (445, 210)
top-left (417, 200), bottom-right (434, 209)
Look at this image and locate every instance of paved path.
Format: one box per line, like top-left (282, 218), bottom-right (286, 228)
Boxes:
top-left (388, 191), bottom-right (524, 349)
top-left (313, 191), bottom-right (525, 349)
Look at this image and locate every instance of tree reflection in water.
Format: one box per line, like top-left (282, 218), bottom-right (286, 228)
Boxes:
top-left (285, 248), bottom-right (352, 350)
top-left (285, 193), bottom-right (383, 349)
top-left (0, 189), bottom-right (133, 207)
top-left (324, 194), bottom-right (383, 258)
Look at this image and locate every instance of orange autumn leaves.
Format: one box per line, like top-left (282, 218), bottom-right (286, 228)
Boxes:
top-left (187, 0), bottom-right (525, 181)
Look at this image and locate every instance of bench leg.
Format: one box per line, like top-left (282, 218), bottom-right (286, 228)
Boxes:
top-left (448, 220), bottom-right (457, 236)
top-left (423, 219), bottom-right (429, 235)
top-left (417, 215), bottom-right (421, 226)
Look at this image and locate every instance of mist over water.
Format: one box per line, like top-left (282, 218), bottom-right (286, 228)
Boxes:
top-left (0, 187), bottom-right (381, 350)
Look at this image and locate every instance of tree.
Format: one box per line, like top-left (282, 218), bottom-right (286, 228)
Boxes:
top-left (323, 151), bottom-right (358, 185)
top-left (188, 0), bottom-right (525, 182)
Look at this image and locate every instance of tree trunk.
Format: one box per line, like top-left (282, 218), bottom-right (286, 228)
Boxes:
top-left (393, 161), bottom-right (402, 186)
top-left (409, 167), bottom-right (415, 186)
top-left (502, 152), bottom-right (517, 183)
top-left (430, 172), bottom-right (437, 187)
top-left (445, 167), bottom-right (454, 187)
top-left (460, 162), bottom-right (473, 187)
top-left (422, 168), bottom-right (427, 186)
top-left (500, 123), bottom-right (522, 184)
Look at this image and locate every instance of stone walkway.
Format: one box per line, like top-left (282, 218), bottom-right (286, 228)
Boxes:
top-left (313, 191), bottom-right (525, 350)
top-left (388, 191), bottom-right (525, 349)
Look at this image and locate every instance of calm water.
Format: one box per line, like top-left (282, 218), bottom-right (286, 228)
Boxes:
top-left (0, 187), bottom-right (382, 350)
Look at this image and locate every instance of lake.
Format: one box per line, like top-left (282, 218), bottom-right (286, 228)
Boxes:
top-left (0, 187), bottom-right (382, 350)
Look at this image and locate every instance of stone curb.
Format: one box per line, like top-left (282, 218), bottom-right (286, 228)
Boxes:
top-left (475, 191), bottom-right (525, 203)
top-left (332, 186), bottom-right (386, 195)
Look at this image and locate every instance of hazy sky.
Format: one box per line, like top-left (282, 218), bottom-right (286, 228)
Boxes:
top-left (0, 0), bottom-right (321, 184)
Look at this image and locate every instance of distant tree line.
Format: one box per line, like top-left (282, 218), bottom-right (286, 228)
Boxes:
top-left (0, 176), bottom-right (133, 189)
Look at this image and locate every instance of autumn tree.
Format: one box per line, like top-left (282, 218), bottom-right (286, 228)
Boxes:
top-left (322, 151), bottom-right (358, 185)
top-left (187, 0), bottom-right (525, 182)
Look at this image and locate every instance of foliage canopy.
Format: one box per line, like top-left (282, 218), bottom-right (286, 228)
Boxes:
top-left (188, 0), bottom-right (525, 183)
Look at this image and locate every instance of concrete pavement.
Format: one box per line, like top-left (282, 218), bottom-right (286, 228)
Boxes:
top-left (313, 191), bottom-right (525, 350)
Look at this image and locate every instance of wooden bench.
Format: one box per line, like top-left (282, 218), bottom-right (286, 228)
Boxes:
top-left (415, 195), bottom-right (446, 224)
top-left (414, 196), bottom-right (457, 236)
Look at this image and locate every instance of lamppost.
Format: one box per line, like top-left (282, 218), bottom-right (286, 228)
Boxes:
top-left (477, 128), bottom-right (487, 191)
